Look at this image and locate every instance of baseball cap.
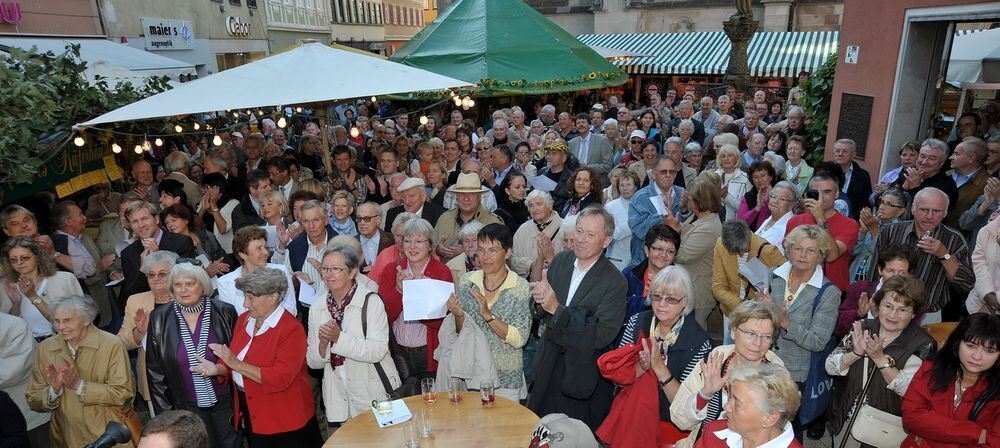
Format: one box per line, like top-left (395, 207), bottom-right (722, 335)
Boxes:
top-left (528, 414), bottom-right (598, 448)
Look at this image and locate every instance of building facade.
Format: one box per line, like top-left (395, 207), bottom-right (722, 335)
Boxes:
top-left (0, 0), bottom-right (103, 36)
top-left (383, 0), bottom-right (424, 55)
top-left (262, 0), bottom-right (333, 51)
top-left (527, 0), bottom-right (843, 35)
top-left (100, 0), bottom-right (269, 76)
top-left (330, 0), bottom-right (387, 54)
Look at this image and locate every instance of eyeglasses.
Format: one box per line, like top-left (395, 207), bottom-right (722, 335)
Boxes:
top-left (146, 271), bottom-right (170, 280)
top-left (649, 294), bottom-right (684, 305)
top-left (320, 265), bottom-right (348, 275)
top-left (767, 194), bottom-right (794, 203)
top-left (647, 244), bottom-right (676, 256)
top-left (879, 200), bottom-right (904, 209)
top-left (475, 247), bottom-right (505, 257)
top-left (403, 239), bottom-right (429, 247)
top-left (656, 169), bottom-right (678, 176)
top-left (356, 215), bottom-right (380, 223)
top-left (7, 255), bottom-right (34, 264)
top-left (736, 327), bottom-right (774, 344)
top-left (630, 140), bottom-right (643, 144)
top-left (789, 246), bottom-right (820, 256)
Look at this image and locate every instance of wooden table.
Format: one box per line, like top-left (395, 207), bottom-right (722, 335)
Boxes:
top-left (323, 392), bottom-right (540, 447)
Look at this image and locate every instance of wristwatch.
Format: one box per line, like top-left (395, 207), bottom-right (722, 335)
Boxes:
top-left (939, 253), bottom-right (952, 261)
top-left (878, 355), bottom-right (896, 370)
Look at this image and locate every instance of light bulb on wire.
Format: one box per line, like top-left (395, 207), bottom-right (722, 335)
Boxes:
top-left (73, 136), bottom-right (85, 147)
top-left (295, 107), bottom-right (303, 113)
top-left (193, 123), bottom-right (201, 131)
top-left (154, 138), bottom-right (163, 147)
top-left (350, 127), bottom-right (360, 138)
top-left (111, 143), bottom-right (122, 154)
top-left (453, 96), bottom-right (462, 106)
top-left (133, 144), bottom-right (143, 154)
top-left (174, 124), bottom-right (183, 133)
top-left (277, 116), bottom-right (287, 128)
top-left (419, 115), bottom-right (428, 125)
top-left (461, 98), bottom-right (471, 109)
top-left (371, 96), bottom-right (377, 103)
top-left (212, 135), bottom-right (223, 146)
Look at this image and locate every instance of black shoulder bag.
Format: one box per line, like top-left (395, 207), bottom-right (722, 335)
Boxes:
top-left (360, 292), bottom-right (419, 399)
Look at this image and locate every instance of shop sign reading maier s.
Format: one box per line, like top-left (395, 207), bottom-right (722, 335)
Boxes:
top-left (141, 17), bottom-right (195, 50)
top-left (226, 16), bottom-right (251, 37)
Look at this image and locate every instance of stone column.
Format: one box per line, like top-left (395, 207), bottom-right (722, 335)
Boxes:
top-left (723, 14), bottom-right (759, 94)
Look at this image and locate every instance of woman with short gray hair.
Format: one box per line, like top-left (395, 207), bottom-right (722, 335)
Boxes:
top-left (695, 363), bottom-right (801, 447)
top-left (712, 220), bottom-right (786, 343)
top-left (376, 218), bottom-right (453, 380)
top-left (307, 244), bottom-right (399, 428)
top-left (512, 190), bottom-right (564, 278)
top-left (617, 266), bottom-right (711, 445)
top-left (27, 295), bottom-right (136, 448)
top-left (145, 262), bottom-right (240, 448)
top-left (446, 221), bottom-right (485, 284)
top-left (755, 181), bottom-right (799, 254)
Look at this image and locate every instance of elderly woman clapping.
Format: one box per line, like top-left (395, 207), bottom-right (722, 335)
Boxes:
top-left (693, 363), bottom-right (802, 448)
top-left (307, 244), bottom-right (400, 431)
top-left (619, 266), bottom-right (712, 446)
top-left (192, 267), bottom-right (322, 446)
top-left (27, 295), bottom-right (136, 448)
top-left (146, 262), bottom-right (240, 448)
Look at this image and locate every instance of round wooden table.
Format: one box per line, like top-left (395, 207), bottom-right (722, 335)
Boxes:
top-left (323, 392), bottom-right (540, 447)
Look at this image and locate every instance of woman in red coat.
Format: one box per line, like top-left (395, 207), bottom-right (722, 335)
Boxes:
top-left (901, 313), bottom-right (1000, 448)
top-left (694, 363), bottom-right (802, 448)
top-left (376, 218), bottom-right (452, 379)
top-left (193, 267), bottom-right (322, 447)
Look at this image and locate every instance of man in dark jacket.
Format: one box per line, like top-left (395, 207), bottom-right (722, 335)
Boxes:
top-left (119, 202), bottom-right (196, 307)
top-left (528, 207), bottom-right (627, 431)
top-left (833, 138), bottom-right (873, 220)
top-left (231, 169), bottom-right (271, 232)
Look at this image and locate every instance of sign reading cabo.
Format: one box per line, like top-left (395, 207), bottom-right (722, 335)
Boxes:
top-left (226, 16), bottom-right (251, 37)
top-left (141, 17), bottom-right (194, 50)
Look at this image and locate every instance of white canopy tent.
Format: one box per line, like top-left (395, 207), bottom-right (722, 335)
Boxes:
top-left (0, 37), bottom-right (196, 79)
top-left (77, 42), bottom-right (474, 127)
top-left (947, 28), bottom-right (1000, 85)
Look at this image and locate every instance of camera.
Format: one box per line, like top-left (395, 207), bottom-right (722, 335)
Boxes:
top-left (805, 189), bottom-right (819, 201)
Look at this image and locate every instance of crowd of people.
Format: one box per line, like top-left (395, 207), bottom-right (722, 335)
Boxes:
top-left (0, 84), bottom-right (999, 448)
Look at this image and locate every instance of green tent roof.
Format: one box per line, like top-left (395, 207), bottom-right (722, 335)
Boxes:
top-left (389, 0), bottom-right (627, 96)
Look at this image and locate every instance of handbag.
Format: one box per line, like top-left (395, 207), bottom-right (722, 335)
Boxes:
top-left (113, 405), bottom-right (143, 446)
top-left (841, 357), bottom-right (907, 448)
top-left (360, 292), bottom-right (419, 399)
top-left (797, 282), bottom-right (837, 426)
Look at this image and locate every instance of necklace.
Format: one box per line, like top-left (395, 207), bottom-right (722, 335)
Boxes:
top-left (484, 270), bottom-right (506, 292)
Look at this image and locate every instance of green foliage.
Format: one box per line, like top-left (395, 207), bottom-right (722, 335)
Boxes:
top-left (0, 44), bottom-right (172, 185)
top-left (802, 52), bottom-right (837, 165)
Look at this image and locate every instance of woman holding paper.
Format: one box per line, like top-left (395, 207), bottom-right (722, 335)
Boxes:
top-left (377, 218), bottom-right (454, 380)
top-left (190, 267), bottom-right (322, 447)
top-left (217, 227), bottom-right (298, 317)
top-left (447, 223), bottom-right (532, 402)
top-left (306, 244), bottom-right (400, 430)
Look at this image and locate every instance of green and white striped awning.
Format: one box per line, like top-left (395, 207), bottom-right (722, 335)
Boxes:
top-left (577, 31), bottom-right (839, 77)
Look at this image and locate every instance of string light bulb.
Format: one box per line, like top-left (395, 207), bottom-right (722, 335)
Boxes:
top-left (193, 123), bottom-right (201, 131)
top-left (350, 127), bottom-right (360, 138)
top-left (461, 98), bottom-right (471, 109)
top-left (174, 124), bottom-right (183, 133)
top-left (468, 99), bottom-right (475, 108)
top-left (73, 136), bottom-right (85, 147)
top-left (419, 115), bottom-right (428, 125)
top-left (232, 111), bottom-right (239, 118)
top-left (453, 96), bottom-right (462, 106)
top-left (154, 138), bottom-right (163, 147)
top-left (277, 116), bottom-right (287, 128)
top-left (295, 107), bottom-right (303, 113)
top-left (212, 135), bottom-right (223, 146)
top-left (371, 96), bottom-right (377, 103)
top-left (111, 143), bottom-right (122, 154)
top-left (133, 144), bottom-right (143, 154)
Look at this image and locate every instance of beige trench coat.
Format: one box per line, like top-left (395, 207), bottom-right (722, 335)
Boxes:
top-left (27, 326), bottom-right (135, 448)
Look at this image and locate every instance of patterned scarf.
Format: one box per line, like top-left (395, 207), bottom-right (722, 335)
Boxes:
top-left (326, 281), bottom-right (357, 367)
top-left (173, 298), bottom-right (217, 408)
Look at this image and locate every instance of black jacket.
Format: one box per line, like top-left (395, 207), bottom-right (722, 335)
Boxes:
top-left (843, 160), bottom-right (873, 220)
top-left (145, 299), bottom-right (238, 414)
top-left (385, 201), bottom-right (447, 229)
top-left (119, 231), bottom-right (196, 307)
top-left (231, 195), bottom-right (265, 232)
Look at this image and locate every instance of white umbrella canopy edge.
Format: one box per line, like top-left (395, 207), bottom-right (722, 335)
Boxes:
top-left (76, 42), bottom-right (475, 128)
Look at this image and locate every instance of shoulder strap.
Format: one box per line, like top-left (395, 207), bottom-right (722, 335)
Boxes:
top-left (361, 291), bottom-right (395, 396)
top-left (755, 241), bottom-right (771, 259)
top-left (970, 383), bottom-right (999, 422)
top-left (810, 282), bottom-right (833, 313)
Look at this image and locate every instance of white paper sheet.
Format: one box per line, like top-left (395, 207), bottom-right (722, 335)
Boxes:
top-left (739, 257), bottom-right (771, 293)
top-left (105, 278), bottom-right (124, 287)
top-left (195, 254), bottom-right (211, 268)
top-left (298, 281), bottom-right (318, 306)
top-left (649, 195), bottom-right (670, 216)
top-left (263, 225), bottom-right (279, 249)
top-left (402, 278), bottom-right (453, 321)
top-left (371, 399), bottom-right (412, 428)
top-left (526, 175), bottom-right (558, 192)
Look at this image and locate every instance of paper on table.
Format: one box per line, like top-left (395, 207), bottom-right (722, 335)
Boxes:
top-left (740, 257), bottom-right (771, 293)
top-left (298, 281), bottom-right (318, 306)
top-left (263, 225), bottom-right (279, 249)
top-left (371, 399), bottom-right (412, 428)
top-left (526, 175), bottom-right (558, 192)
top-left (402, 278), bottom-right (453, 321)
top-left (649, 195), bottom-right (670, 216)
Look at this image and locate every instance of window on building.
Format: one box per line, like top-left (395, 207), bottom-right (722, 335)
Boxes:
top-left (247, 0), bottom-right (257, 8)
top-left (230, 0), bottom-right (241, 5)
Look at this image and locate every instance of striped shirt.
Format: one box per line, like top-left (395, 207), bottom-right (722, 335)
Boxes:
top-left (867, 220), bottom-right (974, 312)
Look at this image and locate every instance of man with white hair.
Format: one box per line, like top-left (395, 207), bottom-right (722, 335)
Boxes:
top-left (666, 100), bottom-right (706, 144)
top-left (162, 151), bottom-right (202, 207)
top-left (897, 138), bottom-right (959, 211)
top-left (540, 104), bottom-right (557, 127)
top-left (385, 178), bottom-right (447, 228)
top-left (511, 108), bottom-right (530, 142)
top-left (868, 187), bottom-right (974, 322)
top-left (693, 96), bottom-right (721, 132)
top-left (485, 118), bottom-right (521, 147)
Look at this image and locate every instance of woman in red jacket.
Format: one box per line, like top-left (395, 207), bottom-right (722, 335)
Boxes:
top-left (377, 218), bottom-right (453, 379)
top-left (193, 267), bottom-right (322, 447)
top-left (901, 313), bottom-right (1000, 447)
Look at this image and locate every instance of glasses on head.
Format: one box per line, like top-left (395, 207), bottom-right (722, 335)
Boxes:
top-left (177, 257), bottom-right (202, 266)
top-left (879, 200), bottom-right (904, 209)
top-left (356, 215), bottom-right (380, 223)
top-left (146, 271), bottom-right (170, 280)
top-left (736, 327), bottom-right (774, 344)
top-left (403, 239), bottom-right (429, 247)
top-left (649, 294), bottom-right (684, 305)
top-left (8, 254), bottom-right (33, 264)
top-left (320, 265), bottom-right (348, 275)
